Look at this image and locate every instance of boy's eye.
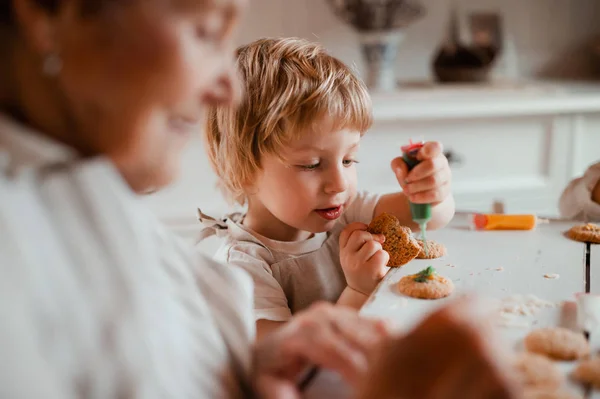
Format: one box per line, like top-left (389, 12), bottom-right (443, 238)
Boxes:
top-left (298, 162), bottom-right (320, 171)
top-left (343, 159), bottom-right (359, 167)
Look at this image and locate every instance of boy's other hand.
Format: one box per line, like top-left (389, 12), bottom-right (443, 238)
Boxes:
top-left (339, 222), bottom-right (389, 296)
top-left (392, 141), bottom-right (452, 205)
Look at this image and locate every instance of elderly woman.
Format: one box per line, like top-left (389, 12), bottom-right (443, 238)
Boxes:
top-left (0, 0), bottom-right (516, 398)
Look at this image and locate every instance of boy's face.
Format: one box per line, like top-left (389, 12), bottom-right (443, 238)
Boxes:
top-left (247, 122), bottom-right (360, 240)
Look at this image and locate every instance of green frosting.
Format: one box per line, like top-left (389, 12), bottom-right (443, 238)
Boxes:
top-left (413, 266), bottom-right (436, 283)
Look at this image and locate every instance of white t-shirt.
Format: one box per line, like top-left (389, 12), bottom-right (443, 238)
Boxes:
top-left (0, 114), bottom-right (255, 399)
top-left (559, 161), bottom-right (600, 221)
top-left (199, 192), bottom-right (380, 322)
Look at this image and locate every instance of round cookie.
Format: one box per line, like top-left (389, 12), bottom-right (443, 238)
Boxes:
top-left (368, 213), bottom-right (421, 267)
top-left (524, 327), bottom-right (590, 361)
top-left (512, 352), bottom-right (563, 389)
top-left (416, 239), bottom-right (447, 259)
top-left (572, 356), bottom-right (600, 389)
top-left (567, 223), bottom-right (600, 244)
top-left (522, 388), bottom-right (581, 399)
top-left (397, 266), bottom-right (454, 299)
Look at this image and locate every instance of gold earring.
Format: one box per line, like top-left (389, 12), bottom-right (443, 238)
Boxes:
top-left (42, 53), bottom-right (62, 76)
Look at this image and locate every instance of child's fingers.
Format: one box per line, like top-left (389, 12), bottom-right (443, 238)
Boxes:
top-left (390, 157), bottom-right (409, 188)
top-left (408, 183), bottom-right (451, 204)
top-left (405, 169), bottom-right (451, 195)
top-left (406, 155), bottom-right (449, 183)
top-left (357, 239), bottom-right (383, 262)
top-left (340, 222), bottom-right (369, 249)
top-left (371, 233), bottom-right (385, 244)
top-left (417, 141), bottom-right (443, 161)
top-left (346, 230), bottom-right (377, 253)
top-left (365, 250), bottom-right (389, 275)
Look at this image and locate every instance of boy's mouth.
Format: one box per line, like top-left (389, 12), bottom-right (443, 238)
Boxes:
top-left (315, 205), bottom-right (344, 221)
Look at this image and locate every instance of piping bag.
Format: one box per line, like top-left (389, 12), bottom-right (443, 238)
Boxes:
top-left (401, 141), bottom-right (432, 255)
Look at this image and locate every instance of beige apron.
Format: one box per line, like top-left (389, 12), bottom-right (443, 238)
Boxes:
top-left (198, 210), bottom-right (347, 315)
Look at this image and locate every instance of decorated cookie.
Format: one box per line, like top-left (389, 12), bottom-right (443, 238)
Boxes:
top-left (416, 239), bottom-right (447, 259)
top-left (368, 213), bottom-right (421, 267)
top-left (512, 352), bottom-right (563, 389)
top-left (572, 356), bottom-right (600, 389)
top-left (567, 223), bottom-right (600, 244)
top-left (524, 327), bottom-right (590, 361)
top-left (397, 266), bottom-right (454, 299)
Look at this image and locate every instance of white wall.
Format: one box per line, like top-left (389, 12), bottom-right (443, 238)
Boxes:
top-left (143, 0), bottom-right (600, 223)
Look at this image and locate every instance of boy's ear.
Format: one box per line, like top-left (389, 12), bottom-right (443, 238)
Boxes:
top-left (243, 182), bottom-right (258, 199)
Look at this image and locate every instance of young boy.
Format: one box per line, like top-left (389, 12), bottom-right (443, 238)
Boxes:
top-left (201, 37), bottom-right (455, 339)
top-left (560, 161), bottom-right (600, 221)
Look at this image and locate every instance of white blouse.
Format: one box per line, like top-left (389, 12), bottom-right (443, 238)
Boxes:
top-left (0, 114), bottom-right (255, 399)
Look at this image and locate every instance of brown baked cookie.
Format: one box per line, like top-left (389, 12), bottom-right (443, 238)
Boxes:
top-left (522, 388), bottom-right (581, 399)
top-left (567, 223), bottom-right (600, 244)
top-left (572, 356), bottom-right (600, 389)
top-left (416, 239), bottom-right (447, 259)
top-left (368, 213), bottom-right (421, 267)
top-left (512, 352), bottom-right (563, 389)
top-left (397, 266), bottom-right (454, 299)
top-left (524, 327), bottom-right (590, 361)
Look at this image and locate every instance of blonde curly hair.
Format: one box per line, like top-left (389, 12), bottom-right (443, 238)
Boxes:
top-left (205, 37), bottom-right (373, 205)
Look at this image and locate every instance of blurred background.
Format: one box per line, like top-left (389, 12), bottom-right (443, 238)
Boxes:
top-left (144, 0), bottom-right (600, 240)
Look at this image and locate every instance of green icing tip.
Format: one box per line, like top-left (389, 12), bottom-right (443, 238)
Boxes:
top-left (419, 222), bottom-right (428, 257)
top-left (414, 266), bottom-right (436, 282)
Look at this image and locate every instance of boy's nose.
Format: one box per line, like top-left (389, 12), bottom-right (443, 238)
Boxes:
top-left (324, 167), bottom-right (348, 194)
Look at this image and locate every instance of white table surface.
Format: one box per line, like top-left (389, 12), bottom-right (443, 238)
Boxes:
top-left (306, 214), bottom-right (595, 398)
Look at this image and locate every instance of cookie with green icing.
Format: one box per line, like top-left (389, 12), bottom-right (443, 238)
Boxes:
top-left (397, 266), bottom-right (454, 299)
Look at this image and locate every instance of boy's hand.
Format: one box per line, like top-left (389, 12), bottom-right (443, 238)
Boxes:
top-left (392, 141), bottom-right (452, 205)
top-left (339, 222), bottom-right (389, 296)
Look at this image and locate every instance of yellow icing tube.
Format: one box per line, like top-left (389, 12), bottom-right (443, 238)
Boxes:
top-left (470, 213), bottom-right (549, 230)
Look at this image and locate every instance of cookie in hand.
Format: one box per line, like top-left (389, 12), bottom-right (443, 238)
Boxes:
top-left (367, 213), bottom-right (421, 267)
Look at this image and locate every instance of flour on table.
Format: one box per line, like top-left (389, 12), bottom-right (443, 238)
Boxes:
top-left (544, 273), bottom-right (560, 279)
top-left (494, 294), bottom-right (558, 328)
top-left (499, 294), bottom-right (557, 316)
